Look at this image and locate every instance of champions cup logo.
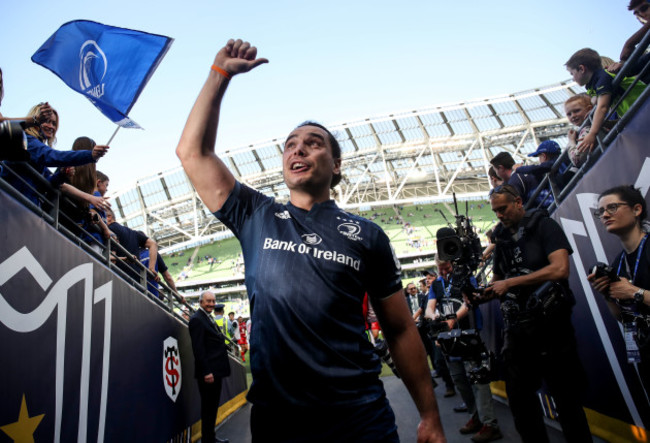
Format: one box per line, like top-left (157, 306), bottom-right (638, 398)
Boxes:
top-left (79, 40), bottom-right (107, 99)
top-left (163, 337), bottom-right (182, 402)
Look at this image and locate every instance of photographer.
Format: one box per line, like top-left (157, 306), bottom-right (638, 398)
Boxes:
top-left (425, 258), bottom-right (502, 442)
top-left (415, 271), bottom-right (456, 395)
top-left (588, 185), bottom-right (650, 395)
top-left (483, 184), bottom-right (592, 442)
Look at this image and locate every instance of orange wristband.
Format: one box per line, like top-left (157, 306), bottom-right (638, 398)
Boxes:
top-left (211, 65), bottom-right (231, 80)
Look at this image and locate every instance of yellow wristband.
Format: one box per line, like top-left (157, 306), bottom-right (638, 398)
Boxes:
top-left (211, 65), bottom-right (231, 80)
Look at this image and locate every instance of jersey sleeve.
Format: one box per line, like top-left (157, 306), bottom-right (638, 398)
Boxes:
top-left (214, 181), bottom-right (272, 238)
top-left (365, 228), bottom-right (403, 300)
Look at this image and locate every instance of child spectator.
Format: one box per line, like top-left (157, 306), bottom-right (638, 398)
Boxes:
top-left (565, 48), bottom-right (646, 154)
top-left (517, 140), bottom-right (564, 183)
top-left (564, 95), bottom-right (594, 167)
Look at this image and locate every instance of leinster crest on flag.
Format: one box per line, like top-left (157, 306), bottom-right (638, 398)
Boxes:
top-left (163, 336), bottom-right (182, 402)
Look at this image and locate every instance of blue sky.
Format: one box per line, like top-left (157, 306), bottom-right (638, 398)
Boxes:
top-left (1, 1), bottom-right (637, 193)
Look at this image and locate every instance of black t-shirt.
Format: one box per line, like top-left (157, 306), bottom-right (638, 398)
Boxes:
top-left (494, 211), bottom-right (573, 300)
top-left (611, 235), bottom-right (650, 321)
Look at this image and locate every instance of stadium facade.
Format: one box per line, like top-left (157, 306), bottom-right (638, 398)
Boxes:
top-left (111, 80), bottom-right (581, 251)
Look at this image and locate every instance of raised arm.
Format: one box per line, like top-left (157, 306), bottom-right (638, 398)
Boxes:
top-left (176, 39), bottom-right (268, 213)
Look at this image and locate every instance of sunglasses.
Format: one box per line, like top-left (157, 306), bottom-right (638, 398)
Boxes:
top-left (489, 184), bottom-right (520, 199)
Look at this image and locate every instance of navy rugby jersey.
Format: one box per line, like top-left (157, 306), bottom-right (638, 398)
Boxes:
top-left (215, 182), bottom-right (402, 407)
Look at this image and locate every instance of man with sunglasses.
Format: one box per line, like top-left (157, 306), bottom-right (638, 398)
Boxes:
top-left (481, 184), bottom-right (592, 442)
top-left (589, 185), bottom-right (650, 396)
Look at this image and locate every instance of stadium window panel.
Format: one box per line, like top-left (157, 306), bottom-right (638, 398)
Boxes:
top-left (368, 162), bottom-right (385, 174)
top-left (526, 107), bottom-right (559, 122)
top-left (419, 112), bottom-right (445, 125)
top-left (473, 116), bottom-right (501, 132)
top-left (233, 151), bottom-right (262, 175)
top-left (467, 105), bottom-right (493, 118)
top-left (448, 120), bottom-right (473, 135)
top-left (377, 131), bottom-right (402, 145)
top-left (339, 138), bottom-right (356, 154)
top-left (498, 113), bottom-right (525, 126)
top-left (348, 124), bottom-right (373, 137)
top-left (545, 89), bottom-right (573, 104)
top-left (354, 134), bottom-right (380, 149)
top-left (401, 128), bottom-right (425, 143)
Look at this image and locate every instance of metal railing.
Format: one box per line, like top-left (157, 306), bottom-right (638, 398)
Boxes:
top-left (0, 161), bottom-right (193, 322)
top-left (525, 32), bottom-right (650, 214)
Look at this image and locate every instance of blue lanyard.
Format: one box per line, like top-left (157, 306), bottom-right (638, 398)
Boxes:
top-left (439, 277), bottom-right (452, 297)
top-left (617, 234), bottom-right (648, 285)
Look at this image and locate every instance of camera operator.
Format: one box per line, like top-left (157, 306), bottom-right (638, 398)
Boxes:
top-left (425, 258), bottom-right (502, 442)
top-left (483, 184), bottom-right (592, 442)
top-left (588, 185), bottom-right (650, 395)
top-left (414, 271), bottom-right (456, 395)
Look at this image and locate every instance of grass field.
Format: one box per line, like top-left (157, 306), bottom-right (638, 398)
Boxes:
top-left (165, 200), bottom-right (497, 283)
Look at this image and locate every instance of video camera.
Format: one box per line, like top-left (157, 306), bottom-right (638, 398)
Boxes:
top-left (0, 121), bottom-right (30, 161)
top-left (437, 329), bottom-right (497, 384)
top-left (435, 193), bottom-right (484, 304)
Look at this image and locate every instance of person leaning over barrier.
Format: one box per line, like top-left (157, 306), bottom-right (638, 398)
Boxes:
top-left (588, 185), bottom-right (650, 396)
top-left (176, 38), bottom-right (446, 442)
top-left (480, 184), bottom-right (592, 442)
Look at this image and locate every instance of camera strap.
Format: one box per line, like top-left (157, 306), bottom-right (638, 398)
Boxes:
top-left (617, 234), bottom-right (648, 285)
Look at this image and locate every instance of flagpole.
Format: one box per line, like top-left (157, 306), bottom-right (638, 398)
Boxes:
top-left (106, 125), bottom-right (120, 146)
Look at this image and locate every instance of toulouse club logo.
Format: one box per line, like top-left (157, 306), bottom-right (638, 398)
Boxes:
top-left (163, 336), bottom-right (182, 402)
top-left (79, 40), bottom-right (107, 99)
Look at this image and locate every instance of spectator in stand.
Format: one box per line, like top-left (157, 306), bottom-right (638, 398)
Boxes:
top-left (489, 152), bottom-right (538, 206)
top-left (589, 185), bottom-right (650, 396)
top-left (565, 48), bottom-right (646, 154)
top-left (139, 246), bottom-right (181, 301)
top-left (0, 102), bottom-right (109, 206)
top-left (564, 95), bottom-right (594, 168)
top-left (93, 170), bottom-right (110, 221)
top-left (608, 0), bottom-right (650, 84)
top-left (67, 137), bottom-right (112, 252)
top-left (105, 207), bottom-right (158, 285)
top-left (487, 166), bottom-right (503, 189)
top-left (517, 141), bottom-right (563, 183)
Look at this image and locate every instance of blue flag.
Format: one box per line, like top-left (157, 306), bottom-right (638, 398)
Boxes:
top-left (31, 20), bottom-right (173, 128)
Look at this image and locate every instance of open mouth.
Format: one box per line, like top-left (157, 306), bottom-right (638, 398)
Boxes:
top-left (290, 162), bottom-right (309, 173)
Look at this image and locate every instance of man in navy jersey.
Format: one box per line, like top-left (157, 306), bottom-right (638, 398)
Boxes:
top-left (176, 39), bottom-right (446, 442)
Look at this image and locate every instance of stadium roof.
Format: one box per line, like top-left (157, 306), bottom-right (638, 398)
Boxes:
top-left (111, 80), bottom-right (582, 249)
